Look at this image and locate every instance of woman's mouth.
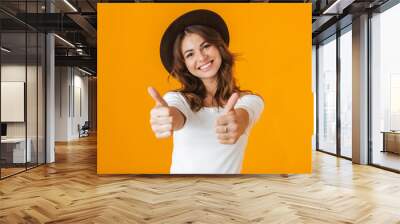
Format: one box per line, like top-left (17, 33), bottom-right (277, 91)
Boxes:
top-left (198, 60), bottom-right (213, 71)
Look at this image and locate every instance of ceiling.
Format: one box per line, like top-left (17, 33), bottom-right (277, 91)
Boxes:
top-left (0, 0), bottom-right (396, 75)
top-left (1, 0), bottom-right (97, 73)
top-left (311, 0), bottom-right (391, 44)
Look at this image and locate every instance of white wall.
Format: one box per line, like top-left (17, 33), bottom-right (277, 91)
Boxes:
top-left (55, 67), bottom-right (89, 141)
top-left (1, 82), bottom-right (25, 122)
top-left (55, 67), bottom-right (69, 141)
top-left (1, 65), bottom-right (38, 137)
top-left (72, 73), bottom-right (89, 138)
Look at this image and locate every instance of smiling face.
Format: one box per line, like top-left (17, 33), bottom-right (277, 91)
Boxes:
top-left (180, 33), bottom-right (222, 81)
top-left (170, 25), bottom-right (237, 112)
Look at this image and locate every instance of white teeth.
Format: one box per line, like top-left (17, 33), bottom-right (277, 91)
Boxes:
top-left (199, 62), bottom-right (212, 70)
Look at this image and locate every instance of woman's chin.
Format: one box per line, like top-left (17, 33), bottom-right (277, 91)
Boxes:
top-left (197, 71), bottom-right (218, 80)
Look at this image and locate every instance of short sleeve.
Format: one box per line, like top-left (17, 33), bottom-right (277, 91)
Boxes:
top-left (163, 91), bottom-right (191, 119)
top-left (234, 94), bottom-right (264, 127)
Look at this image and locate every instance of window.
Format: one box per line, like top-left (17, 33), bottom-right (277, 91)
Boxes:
top-left (339, 27), bottom-right (352, 158)
top-left (371, 2), bottom-right (400, 171)
top-left (318, 35), bottom-right (337, 154)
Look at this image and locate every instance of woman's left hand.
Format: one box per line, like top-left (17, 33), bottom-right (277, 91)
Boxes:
top-left (215, 94), bottom-right (249, 144)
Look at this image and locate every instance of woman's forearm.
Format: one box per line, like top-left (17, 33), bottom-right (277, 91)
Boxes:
top-left (169, 106), bottom-right (186, 131)
top-left (235, 108), bottom-right (250, 135)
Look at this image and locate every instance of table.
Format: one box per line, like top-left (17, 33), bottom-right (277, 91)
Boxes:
top-left (1, 138), bottom-right (31, 163)
top-left (381, 131), bottom-right (400, 154)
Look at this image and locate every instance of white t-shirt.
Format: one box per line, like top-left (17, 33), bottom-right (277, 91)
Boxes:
top-left (163, 92), bottom-right (264, 174)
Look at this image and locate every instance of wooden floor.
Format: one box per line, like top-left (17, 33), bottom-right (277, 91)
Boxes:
top-left (0, 167), bottom-right (26, 178)
top-left (1, 135), bottom-right (400, 223)
top-left (373, 150), bottom-right (400, 171)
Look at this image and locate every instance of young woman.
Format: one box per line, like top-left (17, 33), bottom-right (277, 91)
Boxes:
top-left (148, 9), bottom-right (264, 174)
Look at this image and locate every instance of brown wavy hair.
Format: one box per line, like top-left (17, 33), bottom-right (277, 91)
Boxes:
top-left (170, 25), bottom-right (244, 112)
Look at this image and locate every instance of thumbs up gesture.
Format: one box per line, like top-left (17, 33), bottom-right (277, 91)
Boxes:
top-left (148, 87), bottom-right (173, 138)
top-left (215, 93), bottom-right (249, 144)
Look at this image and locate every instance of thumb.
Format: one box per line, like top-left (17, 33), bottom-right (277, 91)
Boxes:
top-left (223, 92), bottom-right (239, 114)
top-left (148, 86), bottom-right (168, 106)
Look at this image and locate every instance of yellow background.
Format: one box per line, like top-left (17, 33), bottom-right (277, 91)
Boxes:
top-left (98, 3), bottom-right (313, 174)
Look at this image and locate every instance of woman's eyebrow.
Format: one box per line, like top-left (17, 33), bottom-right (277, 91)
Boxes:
top-left (183, 41), bottom-right (207, 55)
top-left (183, 48), bottom-right (193, 55)
top-left (200, 41), bottom-right (208, 47)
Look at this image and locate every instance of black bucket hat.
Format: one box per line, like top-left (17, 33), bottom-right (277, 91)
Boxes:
top-left (160, 9), bottom-right (230, 73)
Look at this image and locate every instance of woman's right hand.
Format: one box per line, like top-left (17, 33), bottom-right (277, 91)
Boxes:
top-left (148, 87), bottom-right (173, 138)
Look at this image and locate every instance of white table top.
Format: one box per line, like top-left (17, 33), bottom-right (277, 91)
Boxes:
top-left (1, 138), bottom-right (28, 143)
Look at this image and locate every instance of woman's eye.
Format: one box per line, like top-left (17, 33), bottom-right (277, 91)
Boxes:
top-left (203, 44), bottom-right (210, 48)
top-left (185, 53), bottom-right (193, 58)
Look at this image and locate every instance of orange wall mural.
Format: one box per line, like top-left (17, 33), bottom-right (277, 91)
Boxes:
top-left (98, 3), bottom-right (313, 174)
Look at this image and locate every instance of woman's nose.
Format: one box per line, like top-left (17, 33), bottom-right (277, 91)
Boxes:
top-left (197, 51), bottom-right (207, 62)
